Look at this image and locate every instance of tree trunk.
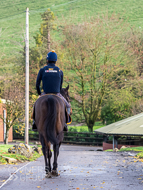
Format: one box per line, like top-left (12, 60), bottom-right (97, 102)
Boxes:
top-left (86, 115), bottom-right (96, 132)
top-left (87, 123), bottom-right (94, 132)
top-left (4, 129), bottom-right (9, 144)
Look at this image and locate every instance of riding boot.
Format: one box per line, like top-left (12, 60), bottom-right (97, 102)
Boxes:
top-left (63, 108), bottom-right (71, 132)
top-left (63, 123), bottom-right (68, 132)
top-left (32, 119), bottom-right (37, 132)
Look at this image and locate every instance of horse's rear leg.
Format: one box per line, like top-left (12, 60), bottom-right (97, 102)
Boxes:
top-left (47, 144), bottom-right (52, 172)
top-left (40, 135), bottom-right (51, 176)
top-left (51, 143), bottom-right (59, 176)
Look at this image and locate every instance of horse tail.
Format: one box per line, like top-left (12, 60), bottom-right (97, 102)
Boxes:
top-left (45, 96), bottom-right (59, 145)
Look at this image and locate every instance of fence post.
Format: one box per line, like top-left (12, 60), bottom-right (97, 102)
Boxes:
top-left (113, 135), bottom-right (115, 149)
top-left (25, 7), bottom-right (29, 145)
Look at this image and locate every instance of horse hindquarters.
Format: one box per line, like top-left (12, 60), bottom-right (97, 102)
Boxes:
top-left (37, 95), bottom-right (65, 177)
top-left (45, 97), bottom-right (59, 145)
top-left (45, 97), bottom-right (60, 175)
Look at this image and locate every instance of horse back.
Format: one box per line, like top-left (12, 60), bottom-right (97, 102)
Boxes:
top-left (34, 95), bottom-right (66, 143)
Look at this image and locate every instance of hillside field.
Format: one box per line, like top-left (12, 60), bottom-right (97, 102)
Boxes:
top-left (0, 0), bottom-right (143, 60)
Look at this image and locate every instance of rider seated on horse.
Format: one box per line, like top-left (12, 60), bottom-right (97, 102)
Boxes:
top-left (32, 50), bottom-right (71, 131)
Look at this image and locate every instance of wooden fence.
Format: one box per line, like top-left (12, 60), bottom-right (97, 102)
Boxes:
top-left (63, 131), bottom-right (103, 146)
top-left (13, 131), bottom-right (103, 146)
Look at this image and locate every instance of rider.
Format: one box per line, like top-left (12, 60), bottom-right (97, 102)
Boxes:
top-left (32, 50), bottom-right (71, 131)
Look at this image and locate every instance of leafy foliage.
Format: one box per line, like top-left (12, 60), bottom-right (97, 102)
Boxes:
top-left (0, 78), bottom-right (24, 144)
top-left (101, 90), bottom-right (136, 125)
top-left (61, 15), bottom-right (138, 131)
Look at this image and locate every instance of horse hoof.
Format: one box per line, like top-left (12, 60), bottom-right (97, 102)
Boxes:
top-left (45, 172), bottom-right (52, 178)
top-left (51, 170), bottom-right (59, 176)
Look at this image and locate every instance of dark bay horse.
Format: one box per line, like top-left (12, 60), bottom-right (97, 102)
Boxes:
top-left (34, 85), bottom-right (70, 178)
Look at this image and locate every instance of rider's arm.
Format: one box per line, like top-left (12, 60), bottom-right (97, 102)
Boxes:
top-left (60, 70), bottom-right (63, 91)
top-left (36, 68), bottom-right (43, 95)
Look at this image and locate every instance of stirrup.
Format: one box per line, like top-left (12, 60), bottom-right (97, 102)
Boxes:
top-left (66, 115), bottom-right (72, 125)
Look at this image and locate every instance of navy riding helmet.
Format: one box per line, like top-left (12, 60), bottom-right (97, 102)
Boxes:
top-left (46, 50), bottom-right (57, 62)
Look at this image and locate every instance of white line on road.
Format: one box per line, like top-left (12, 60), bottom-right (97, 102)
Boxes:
top-left (0, 162), bottom-right (31, 189)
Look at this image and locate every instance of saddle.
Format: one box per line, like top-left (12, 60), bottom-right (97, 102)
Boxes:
top-left (32, 94), bottom-right (72, 125)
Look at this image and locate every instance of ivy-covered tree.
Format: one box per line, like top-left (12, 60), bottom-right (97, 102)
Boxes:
top-left (34, 8), bottom-right (56, 51)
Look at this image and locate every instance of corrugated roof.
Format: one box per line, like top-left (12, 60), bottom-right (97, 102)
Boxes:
top-left (95, 112), bottom-right (143, 136)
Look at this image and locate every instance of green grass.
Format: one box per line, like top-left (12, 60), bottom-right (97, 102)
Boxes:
top-left (120, 146), bottom-right (143, 159)
top-left (0, 144), bottom-right (42, 164)
top-left (119, 146), bottom-right (143, 152)
top-left (0, 145), bottom-right (12, 153)
top-left (105, 146), bottom-right (143, 152)
top-left (137, 152), bottom-right (143, 159)
top-left (1, 0), bottom-right (143, 59)
top-left (105, 146), bottom-right (143, 158)
top-left (68, 124), bottom-right (105, 132)
top-left (105, 149), bottom-right (113, 152)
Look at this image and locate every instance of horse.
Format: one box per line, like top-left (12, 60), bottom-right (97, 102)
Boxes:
top-left (34, 85), bottom-right (70, 178)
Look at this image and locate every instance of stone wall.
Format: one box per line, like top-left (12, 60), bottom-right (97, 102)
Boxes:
top-left (0, 103), bottom-right (13, 142)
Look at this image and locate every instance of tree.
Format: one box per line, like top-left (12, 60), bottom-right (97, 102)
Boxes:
top-left (28, 9), bottom-right (57, 96)
top-left (0, 78), bottom-right (24, 144)
top-left (61, 15), bottom-right (138, 132)
top-left (124, 30), bottom-right (143, 76)
top-left (34, 8), bottom-right (56, 51)
top-left (0, 99), bottom-right (23, 144)
top-left (101, 89), bottom-right (136, 125)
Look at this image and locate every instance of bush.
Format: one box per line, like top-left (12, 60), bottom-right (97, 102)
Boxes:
top-left (101, 90), bottom-right (135, 125)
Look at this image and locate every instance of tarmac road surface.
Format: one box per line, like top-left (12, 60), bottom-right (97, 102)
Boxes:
top-left (0, 144), bottom-right (143, 190)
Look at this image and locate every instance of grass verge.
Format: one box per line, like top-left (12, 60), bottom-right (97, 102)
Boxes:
top-left (68, 124), bottom-right (105, 132)
top-left (120, 147), bottom-right (143, 159)
top-left (119, 147), bottom-right (143, 152)
top-left (105, 146), bottom-right (143, 159)
top-left (0, 144), bottom-right (42, 164)
top-left (136, 152), bottom-right (143, 159)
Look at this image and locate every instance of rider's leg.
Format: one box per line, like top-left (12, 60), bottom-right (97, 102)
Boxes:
top-left (32, 93), bottom-right (46, 131)
top-left (56, 93), bottom-right (71, 109)
top-left (32, 120), bottom-right (37, 131)
top-left (67, 108), bottom-right (71, 115)
top-left (56, 93), bottom-right (71, 131)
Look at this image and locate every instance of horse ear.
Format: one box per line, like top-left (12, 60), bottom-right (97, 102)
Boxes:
top-left (66, 85), bottom-right (69, 91)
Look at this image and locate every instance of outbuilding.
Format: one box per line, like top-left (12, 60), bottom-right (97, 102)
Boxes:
top-left (95, 112), bottom-right (143, 150)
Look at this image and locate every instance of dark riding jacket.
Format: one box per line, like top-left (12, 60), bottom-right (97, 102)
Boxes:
top-left (36, 63), bottom-right (63, 95)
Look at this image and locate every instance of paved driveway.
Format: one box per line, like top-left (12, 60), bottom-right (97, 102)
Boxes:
top-left (0, 145), bottom-right (143, 190)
